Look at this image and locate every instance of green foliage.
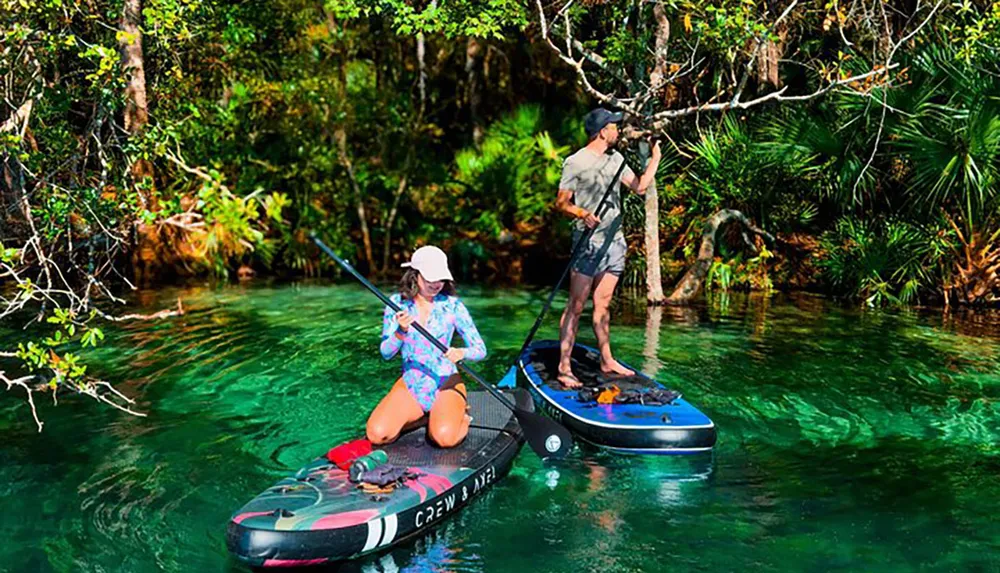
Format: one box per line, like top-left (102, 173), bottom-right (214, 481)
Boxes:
top-left (707, 259), bottom-right (733, 291)
top-left (705, 245), bottom-right (773, 293)
top-left (682, 0), bottom-right (775, 54)
top-left (5, 0), bottom-right (1000, 315)
top-left (893, 46), bottom-right (1000, 231)
top-left (15, 307), bottom-right (106, 391)
top-left (324, 0), bottom-right (528, 38)
top-left (450, 105), bottom-right (569, 239)
top-left (683, 115), bottom-right (766, 213)
top-left (941, 0), bottom-right (1000, 63)
top-left (674, 114), bottom-right (818, 234)
top-left (818, 218), bottom-right (948, 306)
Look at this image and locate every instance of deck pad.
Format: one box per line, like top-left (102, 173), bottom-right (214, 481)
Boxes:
top-left (226, 389), bottom-right (529, 566)
top-left (519, 341), bottom-right (717, 453)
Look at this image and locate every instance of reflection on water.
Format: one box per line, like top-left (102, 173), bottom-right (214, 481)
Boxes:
top-left (1, 283), bottom-right (1000, 572)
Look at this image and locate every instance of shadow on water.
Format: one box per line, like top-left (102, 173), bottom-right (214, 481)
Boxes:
top-left (3, 282), bottom-right (1000, 572)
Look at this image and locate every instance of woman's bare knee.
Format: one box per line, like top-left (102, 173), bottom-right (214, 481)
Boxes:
top-left (366, 419), bottom-right (398, 445)
top-left (429, 429), bottom-right (460, 448)
top-left (429, 423), bottom-right (465, 448)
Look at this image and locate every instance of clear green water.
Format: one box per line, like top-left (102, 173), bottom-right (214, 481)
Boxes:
top-left (2, 283), bottom-right (1000, 572)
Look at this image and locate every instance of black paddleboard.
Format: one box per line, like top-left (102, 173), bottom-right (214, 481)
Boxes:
top-left (226, 388), bottom-right (530, 567)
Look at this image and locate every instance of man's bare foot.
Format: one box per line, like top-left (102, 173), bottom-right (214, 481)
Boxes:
top-left (557, 369), bottom-right (583, 389)
top-left (600, 359), bottom-right (634, 377)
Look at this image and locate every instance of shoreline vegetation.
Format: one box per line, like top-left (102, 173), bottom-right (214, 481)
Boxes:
top-left (4, 0), bottom-right (1000, 425)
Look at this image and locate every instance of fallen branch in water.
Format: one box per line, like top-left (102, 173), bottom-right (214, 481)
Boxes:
top-left (100, 298), bottom-right (185, 322)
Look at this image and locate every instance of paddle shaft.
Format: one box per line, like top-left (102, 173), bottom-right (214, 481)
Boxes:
top-left (512, 156), bottom-right (629, 360)
top-left (312, 236), bottom-right (521, 414)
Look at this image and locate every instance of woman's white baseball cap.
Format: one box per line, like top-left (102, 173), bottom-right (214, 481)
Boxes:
top-left (401, 245), bottom-right (454, 282)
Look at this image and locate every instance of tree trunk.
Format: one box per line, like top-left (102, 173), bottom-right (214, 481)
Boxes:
top-left (643, 2), bottom-right (669, 304)
top-left (335, 129), bottom-right (375, 271)
top-left (121, 0), bottom-right (159, 285)
top-left (1, 154), bottom-right (27, 228)
top-left (465, 37), bottom-right (483, 146)
top-left (417, 34), bottom-right (427, 112)
top-left (649, 1), bottom-right (670, 94)
top-left (1, 100), bottom-right (32, 214)
top-left (649, 1), bottom-right (680, 105)
top-left (644, 177), bottom-right (665, 303)
top-left (417, 0), bottom-right (435, 114)
top-left (757, 23), bottom-right (787, 89)
top-left (667, 209), bottom-right (774, 304)
top-left (381, 172), bottom-right (409, 274)
top-left (119, 0), bottom-right (154, 202)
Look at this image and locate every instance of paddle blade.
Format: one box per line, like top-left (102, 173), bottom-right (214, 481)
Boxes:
top-left (514, 409), bottom-right (574, 459)
top-left (497, 365), bottom-right (518, 389)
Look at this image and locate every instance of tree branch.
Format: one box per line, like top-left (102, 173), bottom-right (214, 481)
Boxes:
top-left (850, 0), bottom-right (944, 199)
top-left (732, 0), bottom-right (800, 105)
top-left (1, 99), bottom-right (33, 135)
top-left (98, 297), bottom-right (184, 322)
top-left (535, 0), bottom-right (640, 114)
top-left (667, 209), bottom-right (774, 305)
top-left (1, 372), bottom-right (43, 432)
top-left (548, 20), bottom-right (632, 87)
top-left (649, 65), bottom-right (896, 126)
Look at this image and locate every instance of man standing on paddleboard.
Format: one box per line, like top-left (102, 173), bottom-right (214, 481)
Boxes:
top-left (553, 108), bottom-right (663, 388)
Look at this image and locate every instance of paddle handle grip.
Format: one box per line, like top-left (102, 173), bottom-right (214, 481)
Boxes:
top-left (311, 235), bottom-right (517, 412)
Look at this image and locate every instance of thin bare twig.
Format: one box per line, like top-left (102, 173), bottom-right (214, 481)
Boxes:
top-left (535, 0), bottom-right (640, 114)
top-left (1, 372), bottom-right (43, 432)
top-left (850, 0), bottom-right (944, 199)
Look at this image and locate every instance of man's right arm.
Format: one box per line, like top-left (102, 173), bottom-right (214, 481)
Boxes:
top-left (555, 189), bottom-right (583, 218)
top-left (555, 189), bottom-right (601, 229)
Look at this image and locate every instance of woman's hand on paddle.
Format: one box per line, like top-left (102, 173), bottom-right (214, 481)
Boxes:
top-left (444, 347), bottom-right (466, 363)
top-left (395, 310), bottom-right (414, 332)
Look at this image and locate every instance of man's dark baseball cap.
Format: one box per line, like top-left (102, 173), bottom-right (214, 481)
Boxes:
top-left (584, 107), bottom-right (624, 137)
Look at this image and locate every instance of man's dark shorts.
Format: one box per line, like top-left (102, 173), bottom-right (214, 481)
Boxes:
top-left (572, 233), bottom-right (626, 277)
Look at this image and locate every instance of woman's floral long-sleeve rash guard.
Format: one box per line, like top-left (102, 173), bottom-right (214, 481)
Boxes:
top-left (380, 294), bottom-right (486, 411)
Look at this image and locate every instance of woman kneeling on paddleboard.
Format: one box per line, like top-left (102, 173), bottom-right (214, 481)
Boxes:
top-left (367, 245), bottom-right (486, 448)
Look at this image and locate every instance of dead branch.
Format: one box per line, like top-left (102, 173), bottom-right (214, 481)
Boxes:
top-left (666, 209), bottom-right (775, 305)
top-left (101, 297), bottom-right (184, 321)
top-left (1, 100), bottom-right (33, 135)
top-left (649, 66), bottom-right (896, 126)
top-left (536, 0), bottom-right (942, 132)
top-left (535, 0), bottom-right (641, 114)
top-left (1, 372), bottom-right (43, 432)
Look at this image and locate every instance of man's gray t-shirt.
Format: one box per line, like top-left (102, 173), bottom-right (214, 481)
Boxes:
top-left (558, 148), bottom-right (635, 247)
